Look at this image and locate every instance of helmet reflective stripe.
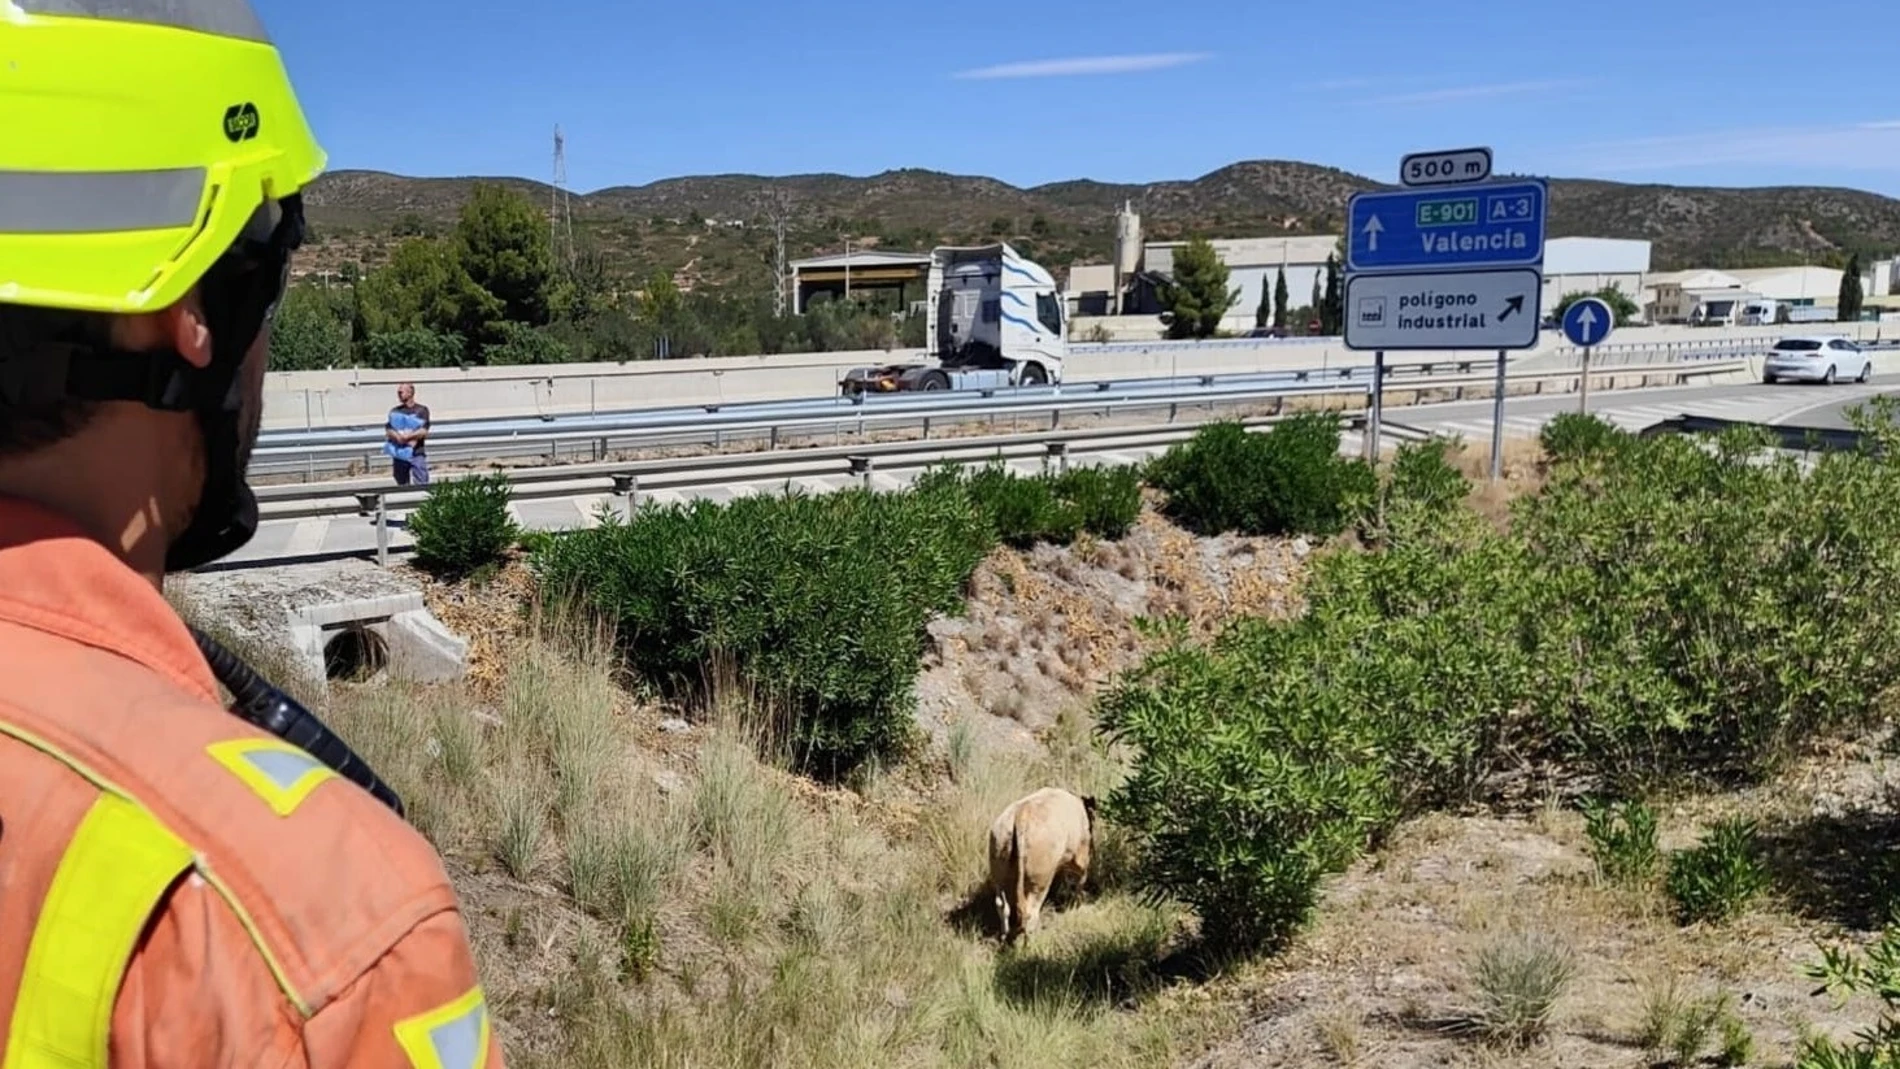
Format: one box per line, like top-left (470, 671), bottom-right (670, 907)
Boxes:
top-left (0, 168), bottom-right (206, 234)
top-left (15, 0), bottom-right (267, 42)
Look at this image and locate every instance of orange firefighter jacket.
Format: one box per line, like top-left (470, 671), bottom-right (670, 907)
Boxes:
top-left (0, 496), bottom-right (504, 1068)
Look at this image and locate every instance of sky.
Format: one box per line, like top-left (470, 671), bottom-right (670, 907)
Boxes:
top-left (257, 0), bottom-right (1900, 198)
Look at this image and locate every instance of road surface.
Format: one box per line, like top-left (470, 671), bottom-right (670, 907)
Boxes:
top-left (1386, 375), bottom-right (1900, 443)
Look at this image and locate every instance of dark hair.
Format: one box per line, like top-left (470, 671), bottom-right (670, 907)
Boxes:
top-left (0, 306), bottom-right (107, 458)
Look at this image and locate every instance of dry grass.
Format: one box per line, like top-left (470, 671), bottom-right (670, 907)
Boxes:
top-left (1465, 930), bottom-right (1575, 1048)
top-left (293, 607), bottom-right (1208, 1069)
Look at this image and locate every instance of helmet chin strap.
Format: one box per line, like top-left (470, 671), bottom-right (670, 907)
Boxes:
top-left (48, 286), bottom-right (267, 572)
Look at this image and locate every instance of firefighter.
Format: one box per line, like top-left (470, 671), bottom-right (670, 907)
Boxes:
top-left (0, 2), bottom-right (502, 1065)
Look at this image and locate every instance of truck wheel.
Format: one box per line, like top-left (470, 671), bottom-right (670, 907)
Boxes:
top-left (1018, 363), bottom-right (1049, 387)
top-left (921, 370), bottom-right (950, 391)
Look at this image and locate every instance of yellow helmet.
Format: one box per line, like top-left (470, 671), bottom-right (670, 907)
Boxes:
top-left (0, 0), bottom-right (325, 314)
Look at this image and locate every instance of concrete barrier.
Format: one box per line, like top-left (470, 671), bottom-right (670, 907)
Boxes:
top-left (261, 321), bottom-right (1894, 431)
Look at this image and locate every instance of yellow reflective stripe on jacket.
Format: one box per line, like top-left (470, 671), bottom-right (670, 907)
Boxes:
top-left (3, 792), bottom-right (195, 1069)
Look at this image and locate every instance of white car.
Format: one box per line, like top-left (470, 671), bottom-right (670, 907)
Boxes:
top-left (1762, 335), bottom-right (1872, 385)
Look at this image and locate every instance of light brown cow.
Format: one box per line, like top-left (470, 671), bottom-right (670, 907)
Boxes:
top-left (987, 787), bottom-right (1097, 944)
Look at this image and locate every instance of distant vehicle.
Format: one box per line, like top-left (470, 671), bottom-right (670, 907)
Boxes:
top-left (1739, 299), bottom-right (1780, 326)
top-left (1693, 298), bottom-right (1742, 327)
top-left (1762, 335), bottom-right (1872, 385)
top-left (1245, 326), bottom-right (1290, 339)
top-left (840, 243), bottom-right (1064, 396)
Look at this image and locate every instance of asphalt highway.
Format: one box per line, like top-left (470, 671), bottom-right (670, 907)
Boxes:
top-left (1385, 374), bottom-right (1900, 442)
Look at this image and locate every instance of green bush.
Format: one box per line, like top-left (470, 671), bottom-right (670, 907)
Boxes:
top-left (1104, 407), bottom-right (1900, 958)
top-left (1581, 797), bottom-right (1661, 887)
top-left (1145, 415), bottom-right (1376, 538)
top-left (408, 473), bottom-right (519, 576)
top-left (1665, 818), bottom-right (1768, 925)
top-left (1538, 411), bottom-right (1628, 462)
top-left (1800, 915), bottom-right (1900, 1067)
top-left (1098, 500), bottom-right (1529, 953)
top-left (914, 460), bottom-right (1142, 547)
top-left (533, 482), bottom-right (989, 776)
top-left (956, 463), bottom-right (1081, 548)
top-left (1096, 628), bottom-right (1398, 952)
top-left (1052, 464), bottom-right (1143, 540)
top-left (1384, 437), bottom-right (1470, 515)
top-left (1517, 427), bottom-right (1900, 790)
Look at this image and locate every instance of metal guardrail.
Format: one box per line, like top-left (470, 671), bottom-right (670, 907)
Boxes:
top-left (249, 415), bottom-right (1365, 533)
top-left (224, 358), bottom-right (1762, 570)
top-left (250, 357), bottom-right (1747, 480)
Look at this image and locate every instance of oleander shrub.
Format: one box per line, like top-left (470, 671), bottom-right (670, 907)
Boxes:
top-left (1538, 411), bottom-right (1629, 463)
top-left (1144, 415), bottom-right (1376, 538)
top-left (408, 473), bottom-right (519, 576)
top-left (533, 481), bottom-right (989, 776)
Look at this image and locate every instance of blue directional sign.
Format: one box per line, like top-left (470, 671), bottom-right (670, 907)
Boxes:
top-left (1561, 296), bottom-right (1615, 347)
top-left (1346, 179), bottom-right (1547, 273)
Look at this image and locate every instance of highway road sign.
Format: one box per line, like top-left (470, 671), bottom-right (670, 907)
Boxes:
top-left (1399, 146), bottom-right (1493, 187)
top-left (1343, 268), bottom-right (1542, 351)
top-left (1346, 179), bottom-right (1547, 273)
top-left (1561, 297), bottom-right (1615, 347)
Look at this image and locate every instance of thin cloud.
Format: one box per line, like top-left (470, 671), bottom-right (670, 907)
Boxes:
top-left (1301, 76), bottom-right (1379, 92)
top-left (952, 52), bottom-right (1211, 80)
top-left (1564, 122), bottom-right (1900, 174)
top-left (1360, 79), bottom-right (1586, 106)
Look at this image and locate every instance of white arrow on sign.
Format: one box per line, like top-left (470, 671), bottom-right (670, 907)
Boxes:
top-left (1576, 304), bottom-right (1599, 343)
top-left (1362, 214), bottom-right (1384, 252)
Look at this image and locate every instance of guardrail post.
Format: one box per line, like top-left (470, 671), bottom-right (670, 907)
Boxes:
top-left (611, 473), bottom-right (638, 520)
top-left (847, 454), bottom-right (873, 490)
top-left (1045, 441), bottom-right (1069, 474)
top-left (354, 492), bottom-right (388, 568)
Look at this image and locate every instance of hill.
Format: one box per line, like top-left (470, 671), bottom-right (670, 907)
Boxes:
top-left (297, 160), bottom-right (1900, 288)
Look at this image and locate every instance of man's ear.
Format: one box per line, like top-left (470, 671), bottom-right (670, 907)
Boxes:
top-left (161, 292), bottom-right (212, 369)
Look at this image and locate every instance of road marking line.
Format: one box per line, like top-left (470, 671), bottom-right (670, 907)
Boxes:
top-left (1770, 385), bottom-right (1891, 426)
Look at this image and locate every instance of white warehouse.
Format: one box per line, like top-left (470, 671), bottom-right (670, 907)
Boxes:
top-left (1540, 237), bottom-right (1651, 314)
top-left (1143, 235), bottom-right (1338, 331)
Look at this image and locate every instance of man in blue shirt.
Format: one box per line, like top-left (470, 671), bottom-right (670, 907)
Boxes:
top-left (384, 383), bottom-right (432, 485)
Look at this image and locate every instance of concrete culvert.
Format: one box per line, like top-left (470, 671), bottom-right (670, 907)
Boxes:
top-left (324, 625), bottom-right (389, 681)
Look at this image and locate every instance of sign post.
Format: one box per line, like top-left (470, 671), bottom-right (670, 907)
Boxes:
top-left (1561, 297), bottom-right (1616, 413)
top-left (1343, 148), bottom-right (1546, 476)
top-left (1491, 351), bottom-right (1506, 481)
top-left (1366, 350), bottom-right (1385, 459)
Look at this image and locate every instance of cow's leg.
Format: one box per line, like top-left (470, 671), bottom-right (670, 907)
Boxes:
top-left (1020, 870), bottom-right (1053, 937)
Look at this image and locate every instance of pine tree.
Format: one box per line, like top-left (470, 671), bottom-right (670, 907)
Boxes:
top-left (1319, 254), bottom-right (1343, 335)
top-left (1840, 253), bottom-right (1865, 322)
top-left (1273, 266), bottom-right (1290, 330)
top-left (1161, 238), bottom-right (1240, 339)
top-left (1255, 281), bottom-right (1271, 329)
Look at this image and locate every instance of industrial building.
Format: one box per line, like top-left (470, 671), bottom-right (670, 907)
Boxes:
top-left (1065, 208), bottom-right (1656, 332)
top-left (788, 249), bottom-right (931, 314)
top-left (1062, 203), bottom-right (1335, 332)
top-left (1540, 237), bottom-right (1651, 311)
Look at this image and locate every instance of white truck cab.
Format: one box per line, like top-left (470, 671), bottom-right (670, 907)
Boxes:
top-left (841, 242), bottom-right (1067, 395)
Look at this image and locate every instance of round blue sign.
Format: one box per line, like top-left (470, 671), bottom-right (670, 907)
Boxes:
top-left (1561, 297), bottom-right (1615, 348)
